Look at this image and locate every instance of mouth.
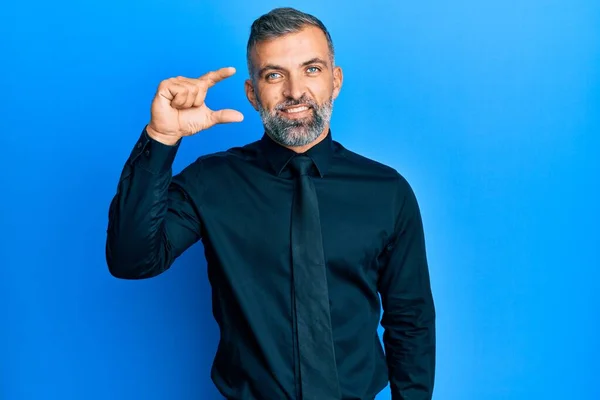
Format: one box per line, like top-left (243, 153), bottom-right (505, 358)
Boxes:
top-left (278, 105), bottom-right (312, 118)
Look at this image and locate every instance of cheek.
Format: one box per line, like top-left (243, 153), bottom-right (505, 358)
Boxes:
top-left (309, 81), bottom-right (334, 102)
top-left (257, 87), bottom-right (282, 109)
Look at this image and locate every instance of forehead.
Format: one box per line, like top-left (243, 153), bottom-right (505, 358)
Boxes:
top-left (251, 25), bottom-right (330, 68)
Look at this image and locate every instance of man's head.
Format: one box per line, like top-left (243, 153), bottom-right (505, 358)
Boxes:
top-left (244, 8), bottom-right (343, 150)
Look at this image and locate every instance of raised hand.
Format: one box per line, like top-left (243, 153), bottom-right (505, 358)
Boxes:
top-left (146, 67), bottom-right (244, 145)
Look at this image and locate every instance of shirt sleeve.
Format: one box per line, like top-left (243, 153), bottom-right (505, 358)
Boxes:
top-left (378, 174), bottom-right (436, 399)
top-left (105, 126), bottom-right (204, 279)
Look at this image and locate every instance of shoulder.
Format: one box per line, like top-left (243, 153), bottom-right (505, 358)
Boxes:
top-left (333, 140), bottom-right (418, 205)
top-left (203, 139), bottom-right (260, 165)
top-left (185, 138), bottom-right (262, 173)
top-left (333, 140), bottom-right (407, 182)
top-left (171, 138), bottom-right (261, 190)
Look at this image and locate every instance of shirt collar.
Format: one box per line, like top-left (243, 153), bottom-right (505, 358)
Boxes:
top-left (259, 129), bottom-right (334, 178)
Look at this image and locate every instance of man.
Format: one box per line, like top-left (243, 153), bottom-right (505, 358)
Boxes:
top-left (106, 7), bottom-right (435, 400)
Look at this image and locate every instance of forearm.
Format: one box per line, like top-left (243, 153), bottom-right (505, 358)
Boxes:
top-left (105, 127), bottom-right (182, 279)
top-left (383, 302), bottom-right (436, 399)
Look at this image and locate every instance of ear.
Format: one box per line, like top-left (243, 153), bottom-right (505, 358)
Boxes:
top-left (332, 66), bottom-right (343, 100)
top-left (245, 79), bottom-right (259, 111)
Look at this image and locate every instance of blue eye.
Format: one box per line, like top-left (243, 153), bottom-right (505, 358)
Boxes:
top-left (267, 72), bottom-right (281, 80)
top-left (307, 67), bottom-right (320, 73)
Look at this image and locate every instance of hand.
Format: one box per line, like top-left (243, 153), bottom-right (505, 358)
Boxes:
top-left (146, 67), bottom-right (244, 145)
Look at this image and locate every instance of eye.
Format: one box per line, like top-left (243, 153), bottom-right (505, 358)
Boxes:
top-left (266, 72), bottom-right (282, 80)
top-left (306, 66), bottom-right (321, 74)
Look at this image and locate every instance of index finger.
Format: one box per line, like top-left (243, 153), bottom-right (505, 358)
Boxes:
top-left (199, 67), bottom-right (237, 88)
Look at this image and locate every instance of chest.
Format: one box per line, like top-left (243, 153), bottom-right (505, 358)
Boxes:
top-left (199, 173), bottom-right (394, 280)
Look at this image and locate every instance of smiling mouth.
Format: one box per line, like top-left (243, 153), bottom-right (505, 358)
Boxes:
top-left (280, 105), bottom-right (311, 114)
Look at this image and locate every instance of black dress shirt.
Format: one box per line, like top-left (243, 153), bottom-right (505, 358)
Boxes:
top-left (105, 126), bottom-right (436, 400)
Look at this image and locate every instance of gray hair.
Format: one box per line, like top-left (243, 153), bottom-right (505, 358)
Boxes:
top-left (246, 7), bottom-right (335, 78)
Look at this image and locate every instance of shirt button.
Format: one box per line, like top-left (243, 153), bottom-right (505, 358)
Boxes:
top-left (145, 149), bottom-right (150, 156)
top-left (137, 141), bottom-right (142, 149)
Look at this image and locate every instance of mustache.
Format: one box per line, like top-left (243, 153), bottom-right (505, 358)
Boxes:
top-left (275, 96), bottom-right (318, 111)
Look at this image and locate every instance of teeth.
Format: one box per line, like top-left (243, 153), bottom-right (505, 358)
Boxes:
top-left (284, 106), bottom-right (309, 113)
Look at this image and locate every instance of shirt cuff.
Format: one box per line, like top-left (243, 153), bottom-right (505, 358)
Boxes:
top-left (128, 126), bottom-right (181, 174)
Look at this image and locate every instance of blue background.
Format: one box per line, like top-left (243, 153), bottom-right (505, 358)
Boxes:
top-left (2, 0), bottom-right (599, 399)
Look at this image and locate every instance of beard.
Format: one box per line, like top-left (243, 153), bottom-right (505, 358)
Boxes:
top-left (257, 94), bottom-right (334, 147)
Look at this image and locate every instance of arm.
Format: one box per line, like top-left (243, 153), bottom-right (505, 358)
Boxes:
top-left (105, 127), bottom-right (203, 279)
top-left (378, 175), bottom-right (436, 399)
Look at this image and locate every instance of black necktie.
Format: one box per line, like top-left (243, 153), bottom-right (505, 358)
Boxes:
top-left (289, 154), bottom-right (341, 400)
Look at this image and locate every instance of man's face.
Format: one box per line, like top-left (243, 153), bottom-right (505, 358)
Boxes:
top-left (245, 26), bottom-right (343, 147)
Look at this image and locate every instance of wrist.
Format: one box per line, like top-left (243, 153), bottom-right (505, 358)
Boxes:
top-left (146, 125), bottom-right (181, 146)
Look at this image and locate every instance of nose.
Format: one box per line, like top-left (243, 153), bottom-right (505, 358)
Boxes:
top-left (282, 75), bottom-right (306, 100)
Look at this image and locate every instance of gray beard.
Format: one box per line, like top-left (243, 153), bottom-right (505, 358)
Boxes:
top-left (257, 94), bottom-right (333, 147)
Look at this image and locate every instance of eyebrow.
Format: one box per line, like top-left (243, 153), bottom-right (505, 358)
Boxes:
top-left (257, 57), bottom-right (329, 77)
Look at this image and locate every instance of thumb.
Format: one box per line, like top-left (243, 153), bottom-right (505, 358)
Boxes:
top-left (210, 109), bottom-right (245, 125)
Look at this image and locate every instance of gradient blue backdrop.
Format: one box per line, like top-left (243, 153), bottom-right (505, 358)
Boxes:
top-left (2, 0), bottom-right (599, 399)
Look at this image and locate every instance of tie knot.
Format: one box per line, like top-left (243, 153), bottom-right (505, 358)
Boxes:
top-left (288, 155), bottom-right (314, 176)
